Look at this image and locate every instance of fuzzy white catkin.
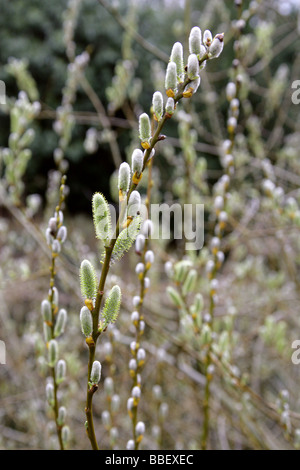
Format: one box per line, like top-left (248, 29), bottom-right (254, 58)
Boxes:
top-left (126, 440), bottom-right (135, 450)
top-left (118, 162), bottom-right (131, 194)
top-left (145, 250), bottom-right (155, 264)
top-left (80, 306), bottom-right (93, 337)
top-left (152, 91), bottom-right (163, 121)
top-left (135, 234), bottom-right (145, 253)
top-left (132, 386), bottom-right (141, 399)
top-left (165, 62), bottom-right (177, 93)
top-left (209, 34), bottom-right (224, 58)
top-left (41, 299), bottom-right (52, 323)
top-left (170, 42), bottom-right (184, 78)
top-left (187, 54), bottom-right (199, 80)
top-left (54, 308), bottom-right (67, 337)
top-left (90, 360), bottom-right (102, 384)
top-left (128, 190), bottom-right (141, 211)
top-left (142, 219), bottom-right (153, 237)
top-left (135, 421), bottom-right (145, 436)
top-left (129, 358), bottom-right (137, 371)
top-left (165, 97), bottom-right (175, 115)
top-left (131, 149), bottom-right (144, 176)
top-left (131, 311), bottom-right (139, 323)
top-left (133, 296), bottom-right (141, 307)
top-left (135, 262), bottom-right (144, 274)
top-left (189, 26), bottom-right (202, 55)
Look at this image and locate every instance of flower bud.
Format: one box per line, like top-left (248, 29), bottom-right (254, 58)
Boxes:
top-left (104, 377), bottom-right (114, 395)
top-left (167, 286), bottom-right (184, 308)
top-left (132, 386), bottom-right (141, 399)
top-left (80, 306), bottom-right (93, 337)
top-left (90, 360), bottom-right (102, 384)
top-left (137, 348), bottom-right (146, 365)
top-left (111, 394), bottom-right (120, 413)
top-left (102, 285), bottom-right (121, 328)
top-left (129, 358), bottom-right (137, 372)
top-left (80, 260), bottom-right (97, 301)
top-left (159, 402), bottom-right (169, 419)
top-left (135, 421), bottom-right (145, 439)
top-left (209, 33), bottom-right (224, 58)
top-left (41, 299), bottom-right (52, 323)
top-left (142, 219), bottom-right (153, 238)
top-left (56, 359), bottom-right (66, 384)
top-left (152, 91), bottom-right (163, 121)
top-left (227, 116), bottom-right (237, 133)
top-left (54, 308), bottom-right (67, 337)
top-left (52, 239), bottom-right (61, 254)
top-left (165, 62), bottom-right (177, 97)
top-left (102, 410), bottom-right (111, 427)
top-left (118, 162), bottom-right (131, 196)
top-left (203, 30), bottom-right (213, 46)
top-left (57, 406), bottom-right (67, 426)
top-left (165, 97), bottom-right (175, 116)
top-left (62, 426), bottom-right (70, 446)
top-left (189, 26), bottom-right (202, 55)
top-left (133, 295), bottom-right (141, 307)
top-left (139, 113), bottom-right (151, 149)
top-left (187, 54), bottom-right (199, 80)
top-left (135, 234), bottom-right (145, 254)
top-left (43, 323), bottom-right (52, 343)
top-left (170, 42), bottom-right (184, 80)
top-left (48, 339), bottom-right (59, 367)
top-left (135, 262), bottom-right (145, 275)
top-left (128, 190), bottom-right (141, 217)
top-left (92, 192), bottom-right (111, 242)
top-left (131, 311), bottom-right (139, 324)
top-left (131, 149), bottom-right (144, 177)
top-left (126, 439), bottom-right (135, 450)
top-left (57, 226), bottom-right (67, 243)
top-left (145, 250), bottom-right (155, 265)
top-left (182, 269), bottom-right (197, 295)
top-left (46, 382), bottom-right (54, 405)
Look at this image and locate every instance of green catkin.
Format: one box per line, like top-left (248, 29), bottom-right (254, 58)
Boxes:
top-left (92, 192), bottom-right (112, 243)
top-left (182, 269), bottom-right (197, 296)
top-left (54, 308), bottom-right (67, 337)
top-left (80, 259), bottom-right (97, 300)
top-left (80, 306), bottom-right (93, 337)
top-left (167, 286), bottom-right (184, 308)
top-left (57, 406), bottom-right (67, 426)
top-left (48, 339), bottom-right (59, 367)
top-left (41, 299), bottom-right (52, 323)
top-left (56, 359), bottom-right (66, 384)
top-left (102, 285), bottom-right (122, 328)
top-left (109, 215), bottom-right (141, 264)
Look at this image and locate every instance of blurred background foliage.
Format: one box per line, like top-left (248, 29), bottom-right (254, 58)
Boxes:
top-left (0, 0), bottom-right (297, 214)
top-left (1, 0), bottom-right (300, 450)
